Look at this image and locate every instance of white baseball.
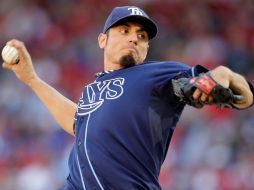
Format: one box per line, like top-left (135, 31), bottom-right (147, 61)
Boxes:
top-left (1, 45), bottom-right (20, 64)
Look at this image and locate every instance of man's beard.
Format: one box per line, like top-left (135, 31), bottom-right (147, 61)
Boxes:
top-left (119, 54), bottom-right (137, 68)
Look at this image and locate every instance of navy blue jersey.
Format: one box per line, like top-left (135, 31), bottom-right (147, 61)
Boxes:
top-left (63, 61), bottom-right (207, 190)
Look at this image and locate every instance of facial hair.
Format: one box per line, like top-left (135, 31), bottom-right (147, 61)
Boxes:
top-left (119, 54), bottom-right (137, 68)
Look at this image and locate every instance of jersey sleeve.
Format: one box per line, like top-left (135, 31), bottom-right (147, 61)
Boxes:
top-left (148, 62), bottom-right (207, 109)
top-left (174, 64), bottom-right (209, 79)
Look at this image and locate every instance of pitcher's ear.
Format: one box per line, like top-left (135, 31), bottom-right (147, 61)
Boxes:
top-left (98, 33), bottom-right (107, 49)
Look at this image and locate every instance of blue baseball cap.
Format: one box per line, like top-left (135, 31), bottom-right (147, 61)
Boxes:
top-left (103, 6), bottom-right (158, 40)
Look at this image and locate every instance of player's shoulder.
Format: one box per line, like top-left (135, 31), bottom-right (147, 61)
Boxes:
top-left (140, 60), bottom-right (191, 71)
top-left (140, 61), bottom-right (209, 77)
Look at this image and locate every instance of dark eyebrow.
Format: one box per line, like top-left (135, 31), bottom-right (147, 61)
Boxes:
top-left (120, 23), bottom-right (146, 33)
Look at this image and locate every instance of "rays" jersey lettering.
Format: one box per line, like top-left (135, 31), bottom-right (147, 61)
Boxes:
top-left (77, 78), bottom-right (125, 115)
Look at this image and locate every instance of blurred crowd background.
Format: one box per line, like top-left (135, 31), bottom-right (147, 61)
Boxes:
top-left (0, 0), bottom-right (254, 189)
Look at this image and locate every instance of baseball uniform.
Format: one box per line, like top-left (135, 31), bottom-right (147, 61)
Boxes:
top-left (62, 61), bottom-right (208, 190)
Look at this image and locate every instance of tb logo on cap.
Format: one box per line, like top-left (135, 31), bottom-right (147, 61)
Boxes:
top-left (128, 7), bottom-right (143, 16)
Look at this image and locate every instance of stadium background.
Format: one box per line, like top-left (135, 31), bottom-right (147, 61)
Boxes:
top-left (0, 0), bottom-right (254, 189)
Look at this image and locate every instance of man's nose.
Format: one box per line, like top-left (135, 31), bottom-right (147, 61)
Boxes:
top-left (128, 33), bottom-right (138, 45)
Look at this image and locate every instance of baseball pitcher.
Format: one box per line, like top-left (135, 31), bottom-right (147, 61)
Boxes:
top-left (2, 6), bottom-right (253, 190)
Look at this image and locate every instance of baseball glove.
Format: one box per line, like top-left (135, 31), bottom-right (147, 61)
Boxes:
top-left (172, 72), bottom-right (243, 108)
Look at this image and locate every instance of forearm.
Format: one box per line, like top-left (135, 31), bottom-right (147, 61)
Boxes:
top-left (229, 72), bottom-right (253, 108)
top-left (2, 39), bottom-right (77, 135)
top-left (28, 77), bottom-right (77, 136)
top-left (211, 66), bottom-right (253, 109)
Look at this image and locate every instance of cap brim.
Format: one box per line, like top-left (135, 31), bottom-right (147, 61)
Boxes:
top-left (106, 15), bottom-right (157, 40)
